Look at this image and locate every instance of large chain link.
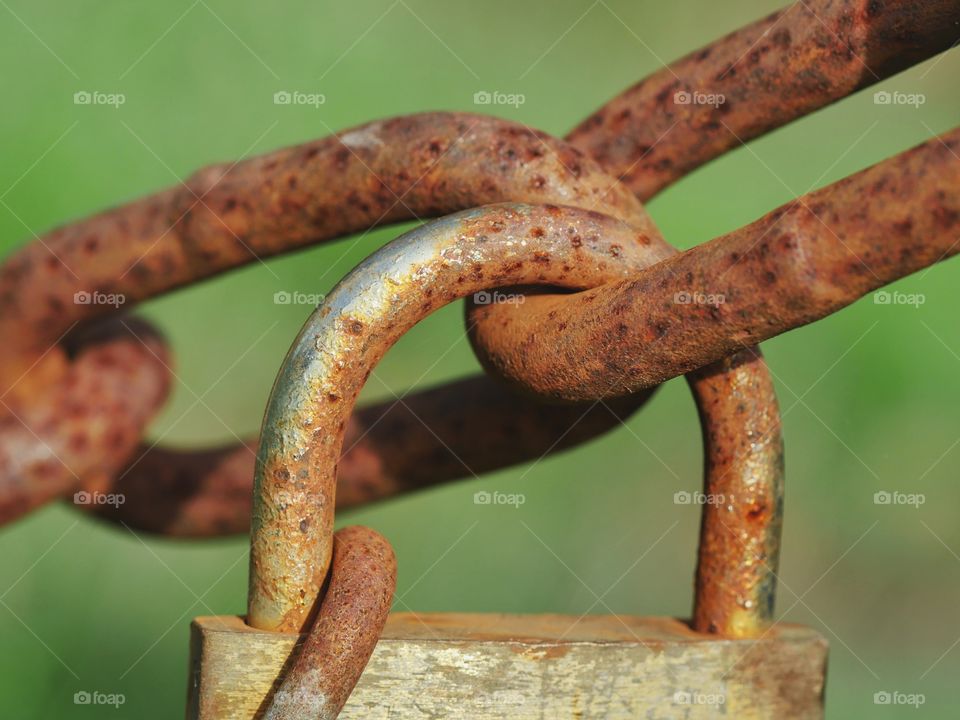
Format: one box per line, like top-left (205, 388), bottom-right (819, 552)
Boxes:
top-left (2, 0), bottom-right (955, 535)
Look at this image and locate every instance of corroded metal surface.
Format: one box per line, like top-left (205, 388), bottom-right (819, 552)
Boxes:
top-left (248, 203), bottom-right (666, 633)
top-left (246, 203), bottom-right (782, 639)
top-left (469, 127), bottom-right (960, 402)
top-left (263, 525), bottom-right (396, 720)
top-left (3, 0), bottom-right (958, 530)
top-left (570, 0), bottom-right (960, 200)
top-left (0, 318), bottom-right (169, 521)
top-left (0, 113), bottom-right (651, 356)
top-left (0, 112), bottom-right (654, 527)
top-left (83, 378), bottom-right (652, 537)
top-left (189, 614), bottom-right (828, 719)
top-left (690, 351), bottom-right (782, 636)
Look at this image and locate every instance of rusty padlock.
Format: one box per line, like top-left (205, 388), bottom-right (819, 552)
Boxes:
top-left (187, 203), bottom-right (826, 719)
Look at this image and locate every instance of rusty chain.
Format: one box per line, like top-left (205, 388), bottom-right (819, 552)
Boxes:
top-left (1, 0), bottom-right (958, 541)
top-left (469, 126), bottom-right (960, 401)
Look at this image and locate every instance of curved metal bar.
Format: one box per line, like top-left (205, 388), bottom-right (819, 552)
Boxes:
top-left (2, 0), bottom-right (957, 532)
top-left (81, 378), bottom-right (652, 537)
top-left (248, 203), bottom-right (665, 632)
top-left (0, 317), bottom-right (170, 521)
top-left (570, 0), bottom-right (960, 200)
top-left (468, 127), bottom-right (960, 402)
top-left (246, 203), bottom-right (782, 639)
top-left (0, 112), bottom-right (654, 529)
top-left (262, 525), bottom-right (396, 720)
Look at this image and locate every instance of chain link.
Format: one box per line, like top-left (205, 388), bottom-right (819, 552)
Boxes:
top-left (2, 0), bottom-right (956, 533)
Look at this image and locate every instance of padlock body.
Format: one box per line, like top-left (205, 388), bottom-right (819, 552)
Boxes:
top-left (187, 613), bottom-right (826, 719)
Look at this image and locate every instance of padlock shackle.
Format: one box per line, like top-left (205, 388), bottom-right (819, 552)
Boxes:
top-left (247, 202), bottom-right (783, 637)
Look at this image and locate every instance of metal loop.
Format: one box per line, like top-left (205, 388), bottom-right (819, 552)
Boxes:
top-left (0, 112), bottom-right (653, 530)
top-left (247, 202), bottom-right (668, 632)
top-left (262, 525), bottom-right (396, 720)
top-left (467, 128), bottom-right (960, 403)
top-left (2, 0), bottom-right (957, 533)
top-left (247, 203), bottom-right (782, 643)
top-left (82, 378), bottom-right (651, 536)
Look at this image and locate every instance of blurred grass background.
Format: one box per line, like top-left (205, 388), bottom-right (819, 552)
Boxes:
top-left (0, 0), bottom-right (958, 717)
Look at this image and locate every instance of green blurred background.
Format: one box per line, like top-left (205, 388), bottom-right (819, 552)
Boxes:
top-left (1, 0), bottom-right (958, 717)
